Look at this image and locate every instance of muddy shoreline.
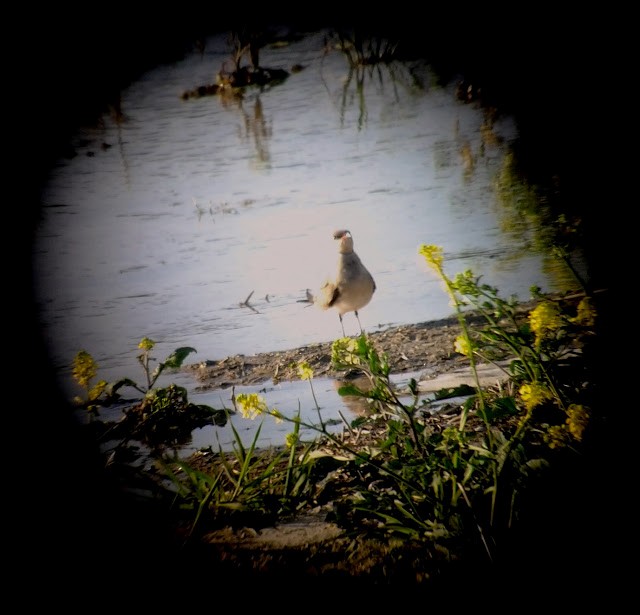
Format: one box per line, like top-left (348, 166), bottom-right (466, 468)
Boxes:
top-left (183, 313), bottom-right (483, 391)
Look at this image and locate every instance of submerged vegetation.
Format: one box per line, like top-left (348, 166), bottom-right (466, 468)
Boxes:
top-left (71, 239), bottom-right (601, 581)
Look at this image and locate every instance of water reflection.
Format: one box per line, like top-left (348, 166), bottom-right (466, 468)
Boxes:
top-left (334, 61), bottom-right (425, 130)
top-left (495, 152), bottom-right (588, 289)
top-left (332, 376), bottom-right (374, 418)
top-left (224, 95), bottom-right (272, 168)
top-left (106, 95), bottom-right (132, 188)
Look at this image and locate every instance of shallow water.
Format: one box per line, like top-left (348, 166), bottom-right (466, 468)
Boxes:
top-left (34, 28), bottom-right (584, 451)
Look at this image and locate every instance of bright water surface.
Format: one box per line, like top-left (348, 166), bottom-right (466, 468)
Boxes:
top-left (34, 29), bottom-right (583, 452)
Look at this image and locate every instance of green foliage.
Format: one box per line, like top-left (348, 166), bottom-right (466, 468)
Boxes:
top-left (161, 409), bottom-right (318, 537)
top-left (136, 337), bottom-right (197, 391)
top-left (70, 340), bottom-right (220, 454)
top-left (164, 240), bottom-right (598, 561)
top-left (70, 238), bottom-right (599, 566)
top-left (116, 384), bottom-right (226, 447)
top-left (69, 340), bottom-right (318, 537)
top-left (71, 338), bottom-right (198, 413)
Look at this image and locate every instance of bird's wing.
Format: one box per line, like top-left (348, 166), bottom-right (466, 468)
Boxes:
top-left (326, 285), bottom-right (340, 308)
top-left (317, 280), bottom-right (340, 310)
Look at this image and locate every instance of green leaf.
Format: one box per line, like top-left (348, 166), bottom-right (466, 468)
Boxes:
top-left (433, 384), bottom-right (476, 400)
top-left (308, 449), bottom-right (354, 461)
top-left (337, 384), bottom-right (365, 397)
top-left (408, 378), bottom-right (418, 396)
top-left (106, 377), bottom-right (139, 395)
top-left (162, 347), bottom-right (198, 369)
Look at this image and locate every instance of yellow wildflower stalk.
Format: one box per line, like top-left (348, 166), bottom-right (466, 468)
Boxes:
top-left (298, 360), bottom-right (322, 427)
top-left (419, 244), bottom-right (485, 428)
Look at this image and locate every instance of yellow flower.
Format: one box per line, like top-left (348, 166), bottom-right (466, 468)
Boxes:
top-left (544, 424), bottom-right (569, 449)
top-left (454, 335), bottom-right (472, 358)
top-left (529, 302), bottom-right (562, 347)
top-left (235, 392), bottom-right (268, 420)
top-left (72, 350), bottom-right (98, 389)
top-left (88, 380), bottom-right (108, 402)
top-left (518, 382), bottom-right (552, 411)
top-left (418, 244), bottom-right (444, 271)
top-left (571, 297), bottom-right (597, 328)
top-left (285, 432), bottom-right (298, 449)
top-left (138, 337), bottom-right (156, 351)
top-left (298, 361), bottom-right (314, 381)
top-left (331, 337), bottom-right (361, 367)
top-left (566, 404), bottom-right (590, 441)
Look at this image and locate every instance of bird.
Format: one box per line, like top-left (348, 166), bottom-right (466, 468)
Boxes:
top-left (306, 229), bottom-right (376, 337)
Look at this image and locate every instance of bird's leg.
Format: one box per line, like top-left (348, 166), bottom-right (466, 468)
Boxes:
top-left (355, 310), bottom-right (364, 334)
top-left (339, 314), bottom-right (346, 337)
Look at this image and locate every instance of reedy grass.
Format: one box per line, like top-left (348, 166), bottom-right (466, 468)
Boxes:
top-left (160, 407), bottom-right (319, 539)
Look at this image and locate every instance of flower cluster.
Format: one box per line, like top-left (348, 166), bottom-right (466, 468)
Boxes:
top-left (138, 337), bottom-right (156, 351)
top-left (544, 424), bottom-right (570, 449)
top-left (235, 392), bottom-right (269, 420)
top-left (566, 403), bottom-right (590, 441)
top-left (454, 335), bottom-right (472, 358)
top-left (72, 350), bottom-right (98, 389)
top-left (571, 297), bottom-right (597, 328)
top-left (297, 361), bottom-right (314, 381)
top-left (518, 382), bottom-right (552, 411)
top-left (331, 337), bottom-right (361, 368)
top-left (235, 392), bottom-right (283, 423)
top-left (528, 301), bottom-right (563, 348)
top-left (544, 403), bottom-right (590, 449)
top-left (418, 244), bottom-right (443, 271)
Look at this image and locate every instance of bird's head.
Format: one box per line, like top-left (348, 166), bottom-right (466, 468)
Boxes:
top-left (333, 229), bottom-right (353, 253)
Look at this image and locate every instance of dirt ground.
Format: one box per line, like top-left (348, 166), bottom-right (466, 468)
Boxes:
top-left (184, 312), bottom-right (474, 391)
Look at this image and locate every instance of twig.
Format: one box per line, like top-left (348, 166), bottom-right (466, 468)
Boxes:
top-left (239, 290), bottom-right (259, 313)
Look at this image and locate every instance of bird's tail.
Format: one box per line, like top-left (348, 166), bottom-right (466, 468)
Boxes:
top-left (298, 283), bottom-right (336, 310)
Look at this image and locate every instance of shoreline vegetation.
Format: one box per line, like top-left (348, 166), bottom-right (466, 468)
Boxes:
top-left (70, 244), bottom-right (610, 592)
